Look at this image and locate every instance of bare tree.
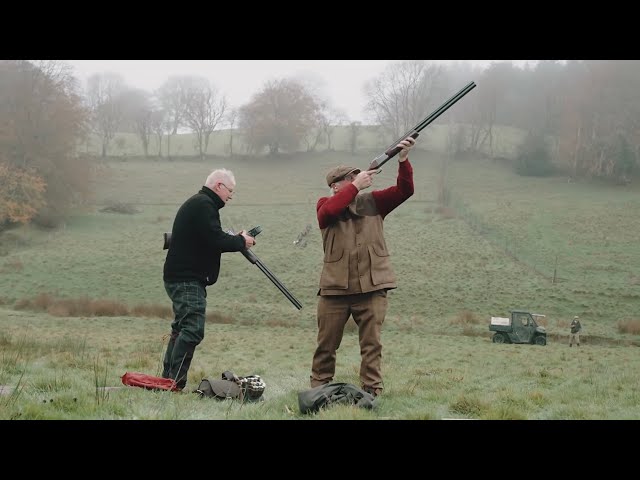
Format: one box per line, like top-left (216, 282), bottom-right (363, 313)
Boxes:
top-left (302, 109), bottom-right (326, 152)
top-left (348, 121), bottom-right (362, 155)
top-left (583, 61), bottom-right (640, 181)
top-left (157, 76), bottom-right (196, 159)
top-left (558, 60), bottom-right (591, 178)
top-left (86, 72), bottom-right (126, 157)
top-left (225, 107), bottom-right (238, 157)
top-left (149, 108), bottom-right (167, 158)
top-left (323, 107), bottom-right (348, 151)
top-left (182, 78), bottom-right (227, 160)
top-left (464, 63), bottom-right (508, 156)
top-left (157, 76), bottom-right (191, 135)
top-left (295, 72), bottom-right (332, 152)
top-left (364, 61), bottom-right (446, 142)
top-left (303, 101), bottom-right (348, 153)
top-left (119, 88), bottom-right (155, 157)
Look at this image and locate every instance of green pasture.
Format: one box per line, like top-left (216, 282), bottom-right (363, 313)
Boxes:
top-left (2, 149), bottom-right (639, 333)
top-left (1, 310), bottom-right (639, 420)
top-left (1, 139), bottom-right (640, 419)
top-left (79, 123), bottom-right (525, 160)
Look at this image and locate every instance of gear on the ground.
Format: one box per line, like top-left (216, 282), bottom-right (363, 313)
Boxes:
top-left (195, 371), bottom-right (266, 402)
top-left (239, 374), bottom-right (266, 402)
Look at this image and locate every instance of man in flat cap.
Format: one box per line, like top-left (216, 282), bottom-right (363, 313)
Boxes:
top-left (309, 135), bottom-right (416, 397)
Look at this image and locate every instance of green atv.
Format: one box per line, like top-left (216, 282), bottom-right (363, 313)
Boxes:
top-left (489, 310), bottom-right (547, 346)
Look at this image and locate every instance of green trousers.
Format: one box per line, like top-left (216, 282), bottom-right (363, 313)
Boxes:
top-left (162, 281), bottom-right (207, 389)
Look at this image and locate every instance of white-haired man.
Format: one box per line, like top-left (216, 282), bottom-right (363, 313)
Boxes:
top-left (162, 168), bottom-right (256, 390)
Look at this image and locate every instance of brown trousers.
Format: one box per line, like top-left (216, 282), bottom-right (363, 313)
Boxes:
top-left (310, 290), bottom-right (388, 392)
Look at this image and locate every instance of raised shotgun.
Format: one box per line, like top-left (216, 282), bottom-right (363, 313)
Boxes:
top-left (368, 81), bottom-right (477, 171)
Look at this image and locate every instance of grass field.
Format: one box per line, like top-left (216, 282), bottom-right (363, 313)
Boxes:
top-left (1, 143), bottom-right (639, 420)
top-left (2, 311), bottom-right (639, 420)
top-left (79, 123), bottom-right (526, 160)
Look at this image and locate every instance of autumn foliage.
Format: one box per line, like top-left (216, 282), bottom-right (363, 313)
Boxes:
top-left (0, 163), bottom-right (46, 224)
top-left (0, 60), bottom-right (89, 230)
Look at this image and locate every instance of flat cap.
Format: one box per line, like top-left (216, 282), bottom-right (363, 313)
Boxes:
top-left (326, 165), bottom-right (361, 187)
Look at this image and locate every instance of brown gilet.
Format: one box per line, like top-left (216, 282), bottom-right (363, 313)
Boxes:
top-left (319, 192), bottom-right (397, 295)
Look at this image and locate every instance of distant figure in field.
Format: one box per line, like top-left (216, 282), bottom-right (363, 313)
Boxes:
top-left (569, 316), bottom-right (582, 347)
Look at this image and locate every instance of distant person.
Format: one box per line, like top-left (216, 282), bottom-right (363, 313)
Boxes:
top-left (162, 168), bottom-right (256, 391)
top-left (309, 135), bottom-right (416, 397)
top-left (569, 316), bottom-right (582, 347)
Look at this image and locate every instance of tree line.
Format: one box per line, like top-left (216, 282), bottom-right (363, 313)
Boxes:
top-left (1, 60), bottom-right (639, 230)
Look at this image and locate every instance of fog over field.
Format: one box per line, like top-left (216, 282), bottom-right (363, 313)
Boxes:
top-left (63, 59), bottom-right (540, 123)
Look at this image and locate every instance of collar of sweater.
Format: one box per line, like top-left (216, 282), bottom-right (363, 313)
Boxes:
top-left (200, 186), bottom-right (225, 209)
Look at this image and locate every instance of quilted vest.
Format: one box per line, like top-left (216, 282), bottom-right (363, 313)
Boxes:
top-left (319, 192), bottom-right (397, 295)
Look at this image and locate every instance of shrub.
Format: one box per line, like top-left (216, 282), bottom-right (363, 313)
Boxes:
top-left (514, 132), bottom-right (555, 177)
top-left (617, 319), bottom-right (640, 335)
top-left (100, 202), bottom-right (139, 214)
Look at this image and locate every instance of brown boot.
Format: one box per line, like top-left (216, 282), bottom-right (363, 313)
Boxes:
top-left (363, 386), bottom-right (382, 397)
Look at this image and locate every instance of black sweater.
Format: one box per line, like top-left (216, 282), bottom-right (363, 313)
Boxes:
top-left (163, 186), bottom-right (245, 286)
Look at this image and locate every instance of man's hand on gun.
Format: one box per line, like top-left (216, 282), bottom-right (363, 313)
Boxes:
top-left (352, 170), bottom-right (379, 191)
top-left (354, 135), bottom-right (416, 191)
top-left (239, 230), bottom-right (256, 249)
top-left (398, 135), bottom-right (416, 162)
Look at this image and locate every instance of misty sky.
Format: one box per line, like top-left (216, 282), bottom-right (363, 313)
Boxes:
top-left (63, 60), bottom-right (537, 122)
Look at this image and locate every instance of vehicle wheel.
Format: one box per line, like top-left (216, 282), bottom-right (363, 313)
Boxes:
top-left (492, 333), bottom-right (506, 344)
top-left (534, 336), bottom-right (547, 346)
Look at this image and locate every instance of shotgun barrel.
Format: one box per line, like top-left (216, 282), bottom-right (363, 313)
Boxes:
top-left (368, 81), bottom-right (477, 171)
top-left (239, 247), bottom-right (303, 310)
top-left (163, 228), bottom-right (303, 310)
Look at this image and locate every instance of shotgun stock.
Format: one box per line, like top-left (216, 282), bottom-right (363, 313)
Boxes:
top-left (368, 81), bottom-right (477, 171)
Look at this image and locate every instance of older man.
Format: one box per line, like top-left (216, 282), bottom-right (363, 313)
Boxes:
top-left (162, 168), bottom-right (256, 390)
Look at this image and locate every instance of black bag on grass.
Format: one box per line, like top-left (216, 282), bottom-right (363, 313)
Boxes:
top-left (298, 382), bottom-right (376, 414)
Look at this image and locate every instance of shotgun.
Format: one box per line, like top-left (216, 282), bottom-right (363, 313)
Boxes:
top-left (163, 226), bottom-right (303, 310)
top-left (368, 81), bottom-right (477, 171)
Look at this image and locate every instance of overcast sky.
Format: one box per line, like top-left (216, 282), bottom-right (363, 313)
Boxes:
top-left (63, 60), bottom-right (537, 122)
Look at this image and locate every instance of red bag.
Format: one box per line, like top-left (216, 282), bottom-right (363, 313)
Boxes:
top-left (121, 372), bottom-right (179, 391)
